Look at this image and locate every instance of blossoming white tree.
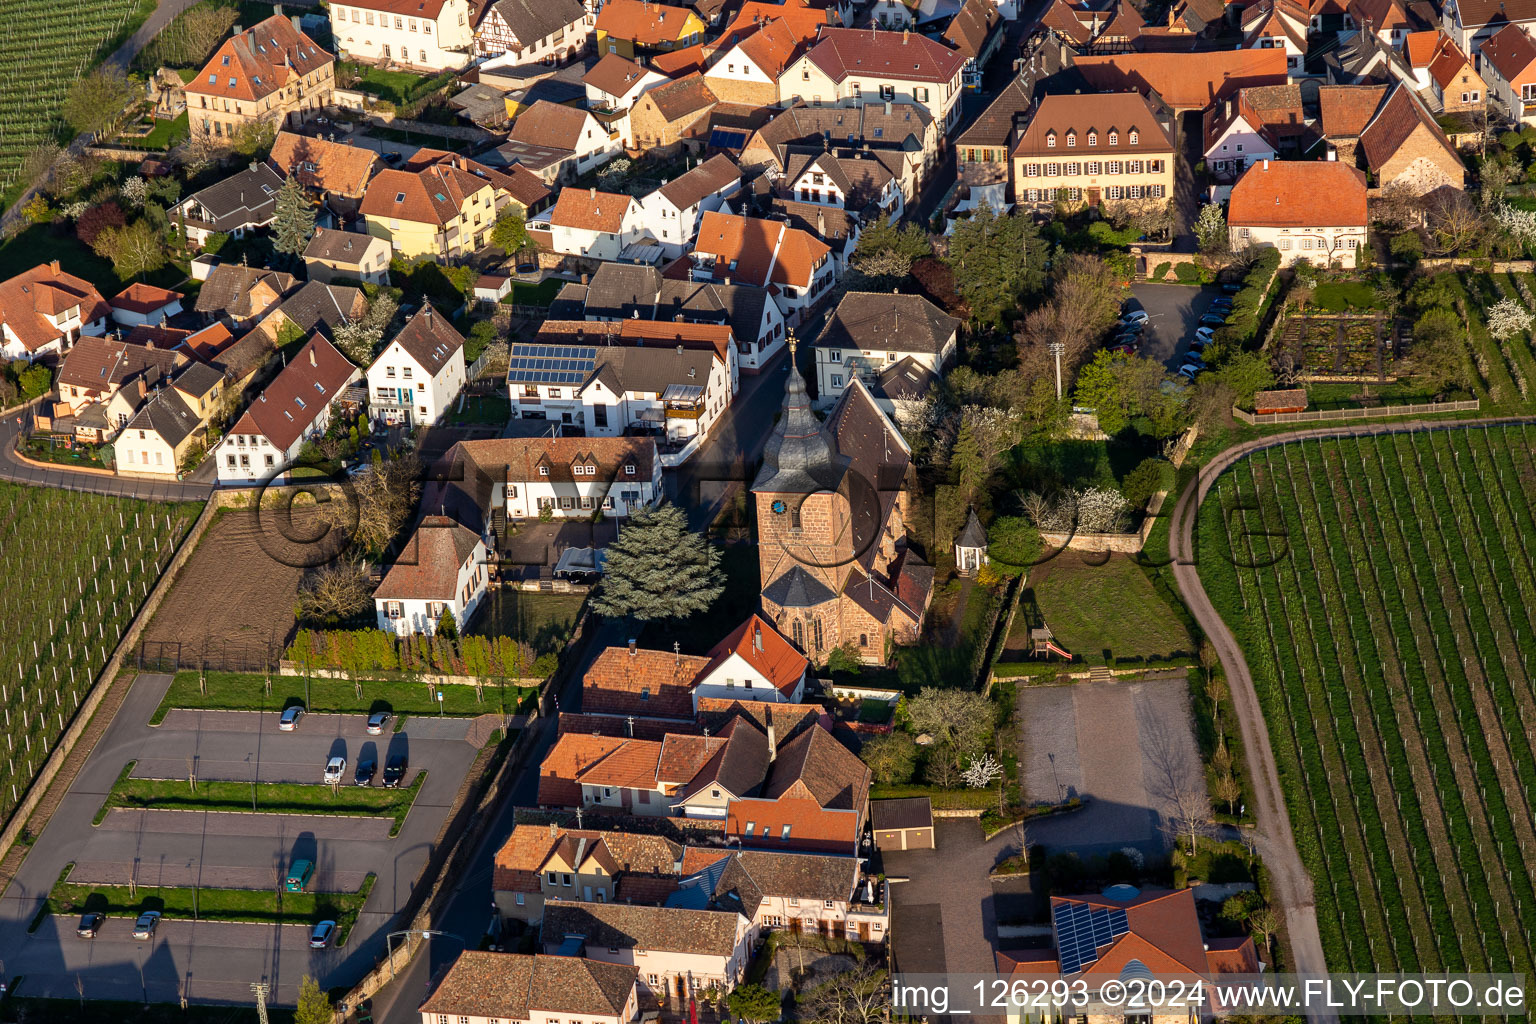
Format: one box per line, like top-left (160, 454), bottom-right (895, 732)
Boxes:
top-left (1488, 297), bottom-right (1533, 341)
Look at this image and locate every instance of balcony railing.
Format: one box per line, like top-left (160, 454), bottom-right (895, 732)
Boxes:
top-left (665, 406), bottom-right (703, 420)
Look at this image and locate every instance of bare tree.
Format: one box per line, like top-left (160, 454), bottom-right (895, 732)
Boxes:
top-left (296, 561), bottom-right (373, 621)
top-left (317, 451), bottom-right (422, 554)
top-left (1247, 906), bottom-right (1278, 961)
top-left (1425, 191), bottom-right (1487, 255)
top-left (799, 963), bottom-right (890, 1024)
top-left (1142, 713), bottom-right (1218, 853)
top-left (1213, 771), bottom-right (1242, 815)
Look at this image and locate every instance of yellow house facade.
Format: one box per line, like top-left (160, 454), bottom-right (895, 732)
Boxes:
top-left (359, 165), bottom-right (498, 260)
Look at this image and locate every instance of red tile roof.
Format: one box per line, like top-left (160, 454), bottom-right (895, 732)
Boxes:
top-left (1073, 48), bottom-right (1287, 109)
top-left (551, 187), bottom-right (635, 233)
top-left (1479, 22), bottom-right (1536, 84)
top-left (226, 333), bottom-right (357, 451)
top-left (726, 794), bottom-right (861, 851)
top-left (575, 738), bottom-right (666, 788)
top-left (804, 26), bottom-right (965, 84)
top-left (693, 210), bottom-right (828, 289)
top-left (373, 515), bottom-right (484, 601)
top-left (597, 0), bottom-right (699, 44)
top-left (0, 262), bottom-right (110, 353)
top-left (270, 132), bottom-right (379, 198)
top-left (583, 646), bottom-right (710, 719)
top-left (360, 163), bottom-right (495, 226)
top-left (185, 15), bottom-right (333, 104)
top-left (109, 283), bottom-right (183, 315)
top-left (539, 733), bottom-right (629, 805)
top-left (1358, 83), bottom-right (1460, 174)
top-left (1316, 83), bottom-right (1387, 138)
top-left (1013, 92), bottom-right (1173, 157)
top-left (700, 614), bottom-right (807, 697)
top-left (584, 52), bottom-right (654, 98)
top-left (1227, 159), bottom-right (1366, 228)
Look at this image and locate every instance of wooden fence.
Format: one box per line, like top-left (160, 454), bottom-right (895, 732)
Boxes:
top-left (1232, 398), bottom-right (1480, 425)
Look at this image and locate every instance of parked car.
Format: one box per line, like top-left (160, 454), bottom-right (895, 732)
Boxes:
top-left (1221, 282), bottom-right (1244, 294)
top-left (366, 712), bottom-right (391, 735)
top-left (1189, 337), bottom-right (1209, 352)
top-left (132, 911), bottom-right (161, 940)
top-left (1195, 327), bottom-right (1217, 342)
top-left (355, 759), bottom-right (376, 786)
top-left (279, 706), bottom-right (305, 731)
top-left (381, 151), bottom-right (404, 165)
top-left (1209, 297), bottom-right (1234, 311)
top-left (1119, 309), bottom-right (1150, 324)
top-left (382, 753), bottom-right (409, 788)
top-left (286, 860), bottom-right (314, 893)
top-left (310, 920), bottom-right (337, 948)
top-left (1199, 314), bottom-right (1228, 327)
top-left (77, 912), bottom-right (103, 938)
top-left (324, 756), bottom-right (346, 784)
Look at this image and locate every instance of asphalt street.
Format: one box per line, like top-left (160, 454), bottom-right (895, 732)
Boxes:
top-left (0, 674), bottom-right (483, 1005)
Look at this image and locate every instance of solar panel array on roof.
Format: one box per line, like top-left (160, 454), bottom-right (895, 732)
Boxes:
top-left (506, 344), bottom-right (598, 385)
top-left (1054, 902), bottom-right (1130, 974)
top-left (709, 129), bottom-right (749, 150)
top-left (661, 383), bottom-right (704, 400)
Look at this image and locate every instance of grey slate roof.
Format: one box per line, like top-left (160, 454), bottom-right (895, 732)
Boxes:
top-left (873, 355), bottom-right (936, 401)
top-left (303, 227), bottom-right (382, 264)
top-left (761, 564), bottom-right (838, 609)
top-left (123, 387), bottom-right (202, 448)
top-left (194, 265), bottom-right (297, 318)
top-left (816, 292), bottom-right (959, 357)
top-left (551, 282), bottom-right (589, 318)
top-left (871, 796), bottom-right (932, 831)
top-left (751, 352), bottom-right (846, 495)
top-left (389, 306), bottom-right (465, 376)
top-left (276, 280), bottom-right (363, 339)
top-left (182, 162), bottom-right (286, 231)
top-left (486, 0), bottom-right (586, 49)
top-left (172, 360), bottom-right (226, 401)
top-left (957, 507), bottom-right (987, 549)
top-left (589, 344), bottom-right (714, 395)
top-left (654, 280), bottom-right (768, 345)
top-left (585, 263), bottom-right (664, 319)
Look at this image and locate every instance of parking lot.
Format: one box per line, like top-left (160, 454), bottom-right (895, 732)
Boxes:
top-left (1125, 283), bottom-right (1225, 371)
top-left (0, 673), bottom-right (486, 1005)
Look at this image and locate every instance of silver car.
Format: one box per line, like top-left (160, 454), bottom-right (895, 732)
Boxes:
top-left (132, 911), bottom-right (161, 940)
top-left (324, 756), bottom-right (346, 784)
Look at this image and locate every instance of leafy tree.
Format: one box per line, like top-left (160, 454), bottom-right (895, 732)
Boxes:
top-left (231, 118), bottom-right (277, 158)
top-left (273, 174), bottom-right (316, 256)
top-left (1390, 230), bottom-right (1423, 264)
top-left (851, 220), bottom-right (931, 283)
top-left (1072, 350), bottom-right (1172, 436)
top-left (860, 732), bottom-right (918, 785)
top-left (62, 70), bottom-right (137, 136)
top-left (591, 501), bottom-right (724, 622)
top-left (436, 606), bottom-right (459, 640)
top-left (18, 363), bottom-right (52, 400)
top-left (20, 196), bottom-right (52, 224)
top-left (491, 208), bottom-right (530, 253)
top-left (948, 419), bottom-right (986, 502)
top-left (943, 205), bottom-right (1047, 329)
top-left (1194, 203), bottom-right (1228, 256)
top-left (905, 687), bottom-right (993, 754)
top-left (294, 976), bottom-right (332, 1024)
top-left (1410, 308), bottom-right (1471, 394)
top-left (986, 516), bottom-right (1039, 575)
top-left (1213, 350), bottom-right (1275, 407)
top-left (120, 175), bottom-right (149, 209)
top-left (825, 640), bottom-right (862, 675)
top-left (1121, 457), bottom-right (1173, 510)
top-left (92, 220), bottom-right (168, 279)
top-left (203, 230), bottom-right (231, 255)
top-left (318, 450), bottom-right (421, 554)
top-left (727, 982), bottom-right (783, 1022)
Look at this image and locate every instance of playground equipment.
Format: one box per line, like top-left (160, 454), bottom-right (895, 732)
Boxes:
top-left (1031, 625), bottom-right (1073, 661)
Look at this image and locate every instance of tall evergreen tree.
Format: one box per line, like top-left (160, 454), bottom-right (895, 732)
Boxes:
top-left (591, 502), bottom-right (724, 622)
top-left (273, 175), bottom-right (315, 257)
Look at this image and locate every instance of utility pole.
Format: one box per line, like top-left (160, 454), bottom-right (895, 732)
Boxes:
top-left (252, 982), bottom-right (270, 1024)
top-left (1048, 342), bottom-right (1065, 400)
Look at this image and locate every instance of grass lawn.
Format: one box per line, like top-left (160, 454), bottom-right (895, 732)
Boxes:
top-left (501, 278), bottom-right (563, 307)
top-left (138, 111), bottom-right (189, 150)
top-left (448, 393), bottom-right (511, 425)
top-left (1303, 379), bottom-right (1448, 410)
top-left (468, 590), bottom-right (586, 654)
top-left (151, 671), bottom-right (535, 724)
top-left (1029, 554), bottom-right (1192, 667)
top-left (95, 767), bottom-right (425, 836)
top-left (338, 62), bottom-right (446, 104)
top-left (1309, 281), bottom-right (1380, 311)
top-left (47, 871), bottom-right (375, 943)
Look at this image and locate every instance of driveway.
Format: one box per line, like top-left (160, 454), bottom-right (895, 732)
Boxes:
top-left (0, 673), bottom-right (482, 1005)
top-left (1127, 283), bottom-right (1222, 370)
top-left (1016, 674), bottom-right (1204, 861)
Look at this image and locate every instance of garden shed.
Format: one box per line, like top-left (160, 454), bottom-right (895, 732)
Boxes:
top-left (872, 797), bottom-right (934, 851)
top-left (1253, 389), bottom-right (1308, 415)
top-left (955, 508), bottom-right (989, 576)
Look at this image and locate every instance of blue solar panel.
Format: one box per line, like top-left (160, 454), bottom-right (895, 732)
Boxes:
top-left (1054, 902), bottom-right (1132, 975)
top-left (507, 343), bottom-right (598, 386)
top-left (709, 129), bottom-right (747, 150)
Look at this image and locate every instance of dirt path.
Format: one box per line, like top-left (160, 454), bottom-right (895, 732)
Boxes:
top-left (1168, 414), bottom-right (1536, 1003)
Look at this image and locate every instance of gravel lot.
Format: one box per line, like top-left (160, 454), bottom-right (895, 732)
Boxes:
top-left (1018, 674), bottom-right (1204, 859)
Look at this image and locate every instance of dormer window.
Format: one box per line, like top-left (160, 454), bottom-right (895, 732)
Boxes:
top-left (1046, 132), bottom-right (1056, 148)
top-left (1066, 133), bottom-right (1076, 147)
top-left (1130, 130), bottom-right (1139, 144)
top-left (1087, 132), bottom-right (1097, 146)
top-left (1108, 131), bottom-right (1117, 145)
top-left (539, 466), bottom-right (550, 476)
top-left (624, 464), bottom-right (636, 474)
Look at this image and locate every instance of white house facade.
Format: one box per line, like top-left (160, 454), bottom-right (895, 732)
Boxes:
top-left (365, 306), bottom-right (467, 427)
top-left (374, 517), bottom-right (489, 635)
top-left (330, 0), bottom-right (475, 70)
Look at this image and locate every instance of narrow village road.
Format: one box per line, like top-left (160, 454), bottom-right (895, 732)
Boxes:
top-left (1168, 414), bottom-right (1536, 1010)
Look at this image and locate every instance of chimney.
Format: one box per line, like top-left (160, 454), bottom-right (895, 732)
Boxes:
top-left (48, 260), bottom-right (60, 275)
top-left (884, 99), bottom-right (892, 116)
top-left (1263, 158), bottom-right (1269, 170)
top-left (817, 207), bottom-right (825, 236)
top-left (767, 720), bottom-right (777, 761)
top-left (753, 624), bottom-right (763, 651)
top-left (628, 638), bottom-right (638, 655)
top-left (902, 27), bottom-right (909, 42)
top-left (590, 186), bottom-right (597, 199)
top-left (309, 346), bottom-right (317, 366)
top-left (234, 23), bottom-right (243, 33)
top-left (292, 13), bottom-right (303, 31)
top-left (549, 821), bottom-right (559, 836)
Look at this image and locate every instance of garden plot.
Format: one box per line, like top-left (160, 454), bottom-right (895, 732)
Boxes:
top-left (1274, 314), bottom-right (1396, 379)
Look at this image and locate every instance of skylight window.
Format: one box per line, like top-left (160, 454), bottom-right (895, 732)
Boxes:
top-left (222, 55), bottom-right (231, 65)
top-left (434, 192), bottom-right (448, 202)
top-left (209, 74), bottom-right (218, 83)
top-left (294, 396), bottom-right (306, 409)
top-left (313, 381), bottom-right (325, 393)
top-left (228, 77), bottom-right (237, 87)
top-left (395, 192), bottom-right (406, 203)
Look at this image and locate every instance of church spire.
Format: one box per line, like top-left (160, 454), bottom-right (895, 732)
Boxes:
top-left (752, 332), bottom-right (841, 494)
